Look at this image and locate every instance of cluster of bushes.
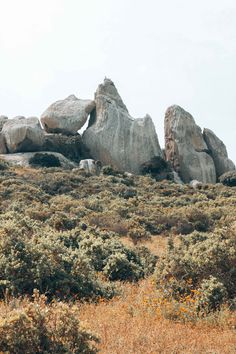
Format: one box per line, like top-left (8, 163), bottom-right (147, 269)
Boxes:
top-left (155, 228), bottom-right (236, 312)
top-left (0, 218), bottom-right (156, 299)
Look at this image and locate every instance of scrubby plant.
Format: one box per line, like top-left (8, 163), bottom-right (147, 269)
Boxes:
top-left (0, 158), bottom-right (9, 171)
top-left (155, 228), bottom-right (236, 310)
top-left (79, 229), bottom-right (157, 281)
top-left (0, 227), bottom-right (113, 300)
top-left (219, 171), bottom-right (236, 187)
top-left (29, 153), bottom-right (61, 168)
top-left (0, 292), bottom-right (98, 353)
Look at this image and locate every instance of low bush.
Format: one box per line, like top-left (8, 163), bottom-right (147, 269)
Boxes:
top-left (29, 153), bottom-right (61, 168)
top-left (155, 228), bottom-right (236, 311)
top-left (0, 292), bottom-right (98, 353)
top-left (219, 171), bottom-right (236, 187)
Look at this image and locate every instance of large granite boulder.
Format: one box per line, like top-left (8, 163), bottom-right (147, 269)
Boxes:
top-left (83, 79), bottom-right (163, 174)
top-left (0, 116), bottom-right (8, 130)
top-left (0, 152), bottom-right (77, 169)
top-left (203, 128), bottom-right (235, 178)
top-left (164, 105), bottom-right (216, 183)
top-left (2, 116), bottom-right (44, 153)
top-left (42, 133), bottom-right (90, 162)
top-left (41, 95), bottom-right (95, 135)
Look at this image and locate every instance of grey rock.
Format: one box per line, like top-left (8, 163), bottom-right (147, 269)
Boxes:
top-left (0, 152), bottom-right (77, 169)
top-left (41, 94), bottom-right (95, 135)
top-left (77, 159), bottom-right (102, 175)
top-left (2, 116), bottom-right (44, 153)
top-left (42, 133), bottom-right (90, 162)
top-left (0, 116), bottom-right (8, 131)
top-left (0, 133), bottom-right (7, 154)
top-left (164, 105), bottom-right (216, 183)
top-left (203, 128), bottom-right (235, 178)
top-left (83, 78), bottom-right (163, 174)
top-left (189, 180), bottom-right (203, 189)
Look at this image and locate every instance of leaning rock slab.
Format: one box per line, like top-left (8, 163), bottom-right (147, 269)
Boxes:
top-left (41, 95), bottom-right (95, 135)
top-left (2, 116), bottom-right (44, 153)
top-left (164, 105), bottom-right (216, 183)
top-left (203, 128), bottom-right (235, 178)
top-left (83, 78), bottom-right (163, 174)
top-left (0, 152), bottom-right (77, 169)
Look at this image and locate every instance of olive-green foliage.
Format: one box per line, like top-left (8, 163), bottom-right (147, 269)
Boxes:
top-left (219, 171), bottom-right (236, 187)
top-left (0, 158), bottom-right (9, 171)
top-left (79, 229), bottom-right (157, 281)
top-left (29, 153), bottom-right (61, 168)
top-left (155, 228), bottom-right (236, 310)
top-left (0, 292), bottom-right (98, 353)
top-left (0, 217), bottom-right (155, 298)
top-left (0, 223), bottom-right (113, 300)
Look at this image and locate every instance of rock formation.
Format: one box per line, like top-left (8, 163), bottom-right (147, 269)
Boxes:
top-left (203, 128), bottom-right (235, 178)
top-left (83, 79), bottom-right (163, 174)
top-left (41, 95), bottom-right (95, 135)
top-left (2, 116), bottom-right (44, 153)
top-left (0, 152), bottom-right (76, 169)
top-left (164, 105), bottom-right (216, 183)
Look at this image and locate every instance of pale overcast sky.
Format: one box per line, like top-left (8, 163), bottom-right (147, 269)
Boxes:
top-left (0, 0), bottom-right (235, 162)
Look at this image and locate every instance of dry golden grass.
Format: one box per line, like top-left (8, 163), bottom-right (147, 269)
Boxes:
top-left (80, 280), bottom-right (236, 354)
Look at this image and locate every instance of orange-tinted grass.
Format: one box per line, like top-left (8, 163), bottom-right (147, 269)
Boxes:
top-left (79, 280), bottom-right (236, 354)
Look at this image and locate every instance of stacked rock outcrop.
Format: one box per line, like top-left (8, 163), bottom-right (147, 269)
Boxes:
top-left (83, 78), bottom-right (163, 174)
top-left (0, 78), bottom-right (234, 181)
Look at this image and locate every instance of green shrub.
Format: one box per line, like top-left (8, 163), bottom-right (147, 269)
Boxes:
top-left (0, 228), bottom-right (113, 300)
top-left (103, 252), bottom-right (143, 281)
top-left (219, 171), bottom-right (236, 187)
top-left (79, 229), bottom-right (156, 281)
top-left (155, 228), bottom-right (236, 309)
top-left (196, 276), bottom-right (227, 312)
top-left (0, 159), bottom-right (9, 171)
top-left (29, 153), bottom-right (61, 168)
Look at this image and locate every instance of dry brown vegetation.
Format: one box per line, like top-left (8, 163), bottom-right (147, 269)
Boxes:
top-left (80, 279), bottom-right (236, 354)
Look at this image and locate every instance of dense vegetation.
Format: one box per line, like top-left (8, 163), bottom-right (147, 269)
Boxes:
top-left (0, 161), bottom-right (235, 352)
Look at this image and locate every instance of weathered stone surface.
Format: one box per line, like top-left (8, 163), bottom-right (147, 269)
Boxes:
top-left (77, 159), bottom-right (102, 175)
top-left (42, 133), bottom-right (90, 162)
top-left (164, 105), bottom-right (216, 183)
top-left (203, 128), bottom-right (235, 178)
top-left (0, 116), bottom-right (8, 131)
top-left (0, 134), bottom-right (7, 154)
top-left (0, 152), bottom-right (76, 169)
top-left (83, 79), bottom-right (163, 174)
top-left (41, 95), bottom-right (95, 135)
top-left (2, 116), bottom-right (44, 153)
